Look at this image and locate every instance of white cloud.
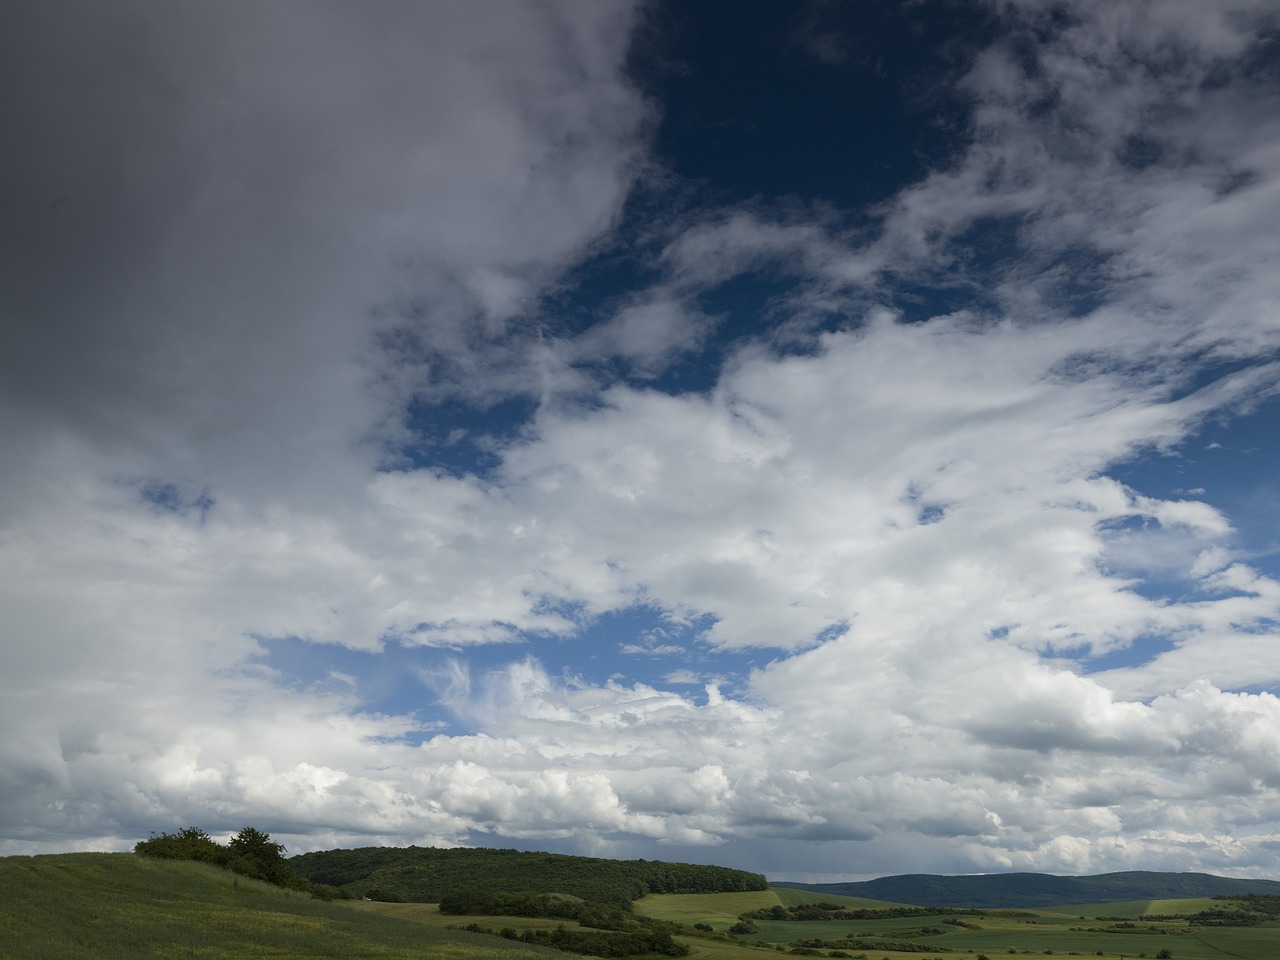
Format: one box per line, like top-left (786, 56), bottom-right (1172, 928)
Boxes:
top-left (570, 293), bottom-right (719, 377)
top-left (3, 0), bottom-right (1280, 881)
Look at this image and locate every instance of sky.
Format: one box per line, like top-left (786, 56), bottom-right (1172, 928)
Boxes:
top-left (3, 0), bottom-right (1280, 883)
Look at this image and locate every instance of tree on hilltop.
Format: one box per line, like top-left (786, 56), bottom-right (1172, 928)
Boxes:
top-left (226, 826), bottom-right (301, 888)
top-left (135, 825), bottom-right (308, 891)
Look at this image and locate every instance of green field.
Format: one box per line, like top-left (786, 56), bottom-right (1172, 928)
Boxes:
top-left (0, 853), bottom-right (560, 960)
top-left (771, 887), bottom-right (910, 909)
top-left (635, 889), bottom-right (783, 928)
top-left (1038, 899), bottom-right (1154, 918)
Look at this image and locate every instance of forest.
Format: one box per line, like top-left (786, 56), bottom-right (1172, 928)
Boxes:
top-left (288, 844), bottom-right (767, 905)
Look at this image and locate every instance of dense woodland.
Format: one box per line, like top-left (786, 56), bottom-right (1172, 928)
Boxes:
top-left (288, 845), bottom-right (767, 905)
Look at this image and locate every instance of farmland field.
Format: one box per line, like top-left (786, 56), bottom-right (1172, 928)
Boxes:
top-left (637, 891), bottom-right (1280, 960)
top-left (771, 887), bottom-right (908, 909)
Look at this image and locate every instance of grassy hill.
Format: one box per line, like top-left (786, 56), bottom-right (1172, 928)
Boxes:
top-left (0, 852), bottom-right (562, 960)
top-left (774, 869), bottom-right (1280, 907)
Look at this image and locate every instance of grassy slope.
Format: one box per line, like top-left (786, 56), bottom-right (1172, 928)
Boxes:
top-left (0, 853), bottom-right (561, 960)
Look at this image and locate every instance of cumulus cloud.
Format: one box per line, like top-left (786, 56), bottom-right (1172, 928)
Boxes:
top-left (3, 0), bottom-right (1280, 882)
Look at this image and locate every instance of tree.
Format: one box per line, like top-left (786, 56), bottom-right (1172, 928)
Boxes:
top-left (134, 827), bottom-right (225, 863)
top-left (226, 827), bottom-right (301, 888)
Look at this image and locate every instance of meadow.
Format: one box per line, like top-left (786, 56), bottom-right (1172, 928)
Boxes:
top-left (0, 853), bottom-right (560, 960)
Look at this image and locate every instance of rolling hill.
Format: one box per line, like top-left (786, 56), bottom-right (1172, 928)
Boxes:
top-left (774, 870), bottom-right (1280, 907)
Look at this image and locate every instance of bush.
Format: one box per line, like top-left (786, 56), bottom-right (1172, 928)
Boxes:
top-left (134, 827), bottom-right (224, 863)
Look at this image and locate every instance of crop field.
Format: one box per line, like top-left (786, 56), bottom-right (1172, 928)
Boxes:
top-left (1038, 899), bottom-right (1154, 918)
top-left (771, 887), bottom-right (908, 909)
top-left (1146, 897), bottom-right (1225, 915)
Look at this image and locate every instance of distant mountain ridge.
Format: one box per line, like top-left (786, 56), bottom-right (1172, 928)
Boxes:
top-left (773, 871), bottom-right (1280, 908)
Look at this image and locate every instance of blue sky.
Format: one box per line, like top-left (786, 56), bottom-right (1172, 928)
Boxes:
top-left (4, 0), bottom-right (1280, 882)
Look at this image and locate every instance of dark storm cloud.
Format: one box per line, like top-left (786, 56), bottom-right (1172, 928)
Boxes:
top-left (0, 0), bottom-right (648, 513)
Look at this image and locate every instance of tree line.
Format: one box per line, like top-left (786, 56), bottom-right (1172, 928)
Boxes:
top-left (440, 887), bottom-right (688, 957)
top-left (739, 903), bottom-right (986, 922)
top-left (1146, 894), bottom-right (1280, 927)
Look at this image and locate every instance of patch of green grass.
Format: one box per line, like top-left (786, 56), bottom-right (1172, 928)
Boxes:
top-left (771, 887), bottom-right (909, 909)
top-left (0, 853), bottom-right (562, 960)
top-left (1145, 897), bottom-right (1224, 915)
top-left (1036, 899), bottom-right (1150, 918)
top-left (635, 890), bottom-right (783, 925)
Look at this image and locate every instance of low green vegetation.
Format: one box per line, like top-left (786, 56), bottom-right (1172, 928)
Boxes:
top-left (771, 887), bottom-right (906, 909)
top-left (633, 889), bottom-right (784, 926)
top-left (634, 889), bottom-right (1280, 959)
top-left (0, 852), bottom-right (560, 960)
